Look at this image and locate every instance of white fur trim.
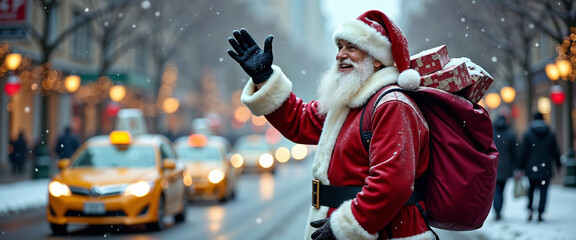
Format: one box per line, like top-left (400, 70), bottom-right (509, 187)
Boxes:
top-left (333, 20), bottom-right (393, 66)
top-left (348, 67), bottom-right (399, 108)
top-left (241, 65), bottom-right (292, 116)
top-left (304, 206), bottom-right (330, 240)
top-left (398, 69), bottom-right (421, 90)
top-left (391, 231), bottom-right (436, 240)
top-left (311, 107), bottom-right (349, 183)
top-left (330, 200), bottom-right (379, 240)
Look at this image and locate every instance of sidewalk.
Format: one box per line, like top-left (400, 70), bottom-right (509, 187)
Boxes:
top-left (0, 161), bottom-right (53, 217)
top-left (435, 179), bottom-right (576, 240)
top-left (0, 163), bottom-right (34, 184)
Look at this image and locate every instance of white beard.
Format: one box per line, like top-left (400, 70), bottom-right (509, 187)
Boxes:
top-left (317, 57), bottom-right (375, 115)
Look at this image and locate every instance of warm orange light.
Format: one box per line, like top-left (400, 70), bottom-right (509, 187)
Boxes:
top-left (545, 63), bottom-right (559, 81)
top-left (109, 131), bottom-right (132, 145)
top-left (188, 134), bottom-right (207, 147)
top-left (484, 92), bottom-right (501, 109)
top-left (500, 86), bottom-right (516, 103)
top-left (65, 75), bottom-right (81, 93)
top-left (556, 59), bottom-right (572, 78)
top-left (4, 53), bottom-right (22, 71)
top-left (109, 85), bottom-right (126, 102)
top-left (234, 107), bottom-right (251, 123)
top-left (163, 97), bottom-right (179, 113)
top-left (251, 115), bottom-right (267, 126)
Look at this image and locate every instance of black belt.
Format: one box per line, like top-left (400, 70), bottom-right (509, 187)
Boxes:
top-left (312, 179), bottom-right (422, 208)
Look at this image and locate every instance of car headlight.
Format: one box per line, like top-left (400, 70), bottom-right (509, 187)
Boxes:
top-left (275, 147), bottom-right (291, 163)
top-left (49, 181), bottom-right (71, 197)
top-left (183, 174), bottom-right (193, 186)
top-left (230, 153), bottom-right (244, 168)
top-left (123, 181), bottom-right (151, 197)
top-left (291, 144), bottom-right (308, 160)
top-left (208, 169), bottom-right (225, 184)
top-left (258, 153), bottom-right (274, 168)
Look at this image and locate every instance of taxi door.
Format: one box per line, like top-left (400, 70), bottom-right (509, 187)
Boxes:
top-left (160, 142), bottom-right (184, 214)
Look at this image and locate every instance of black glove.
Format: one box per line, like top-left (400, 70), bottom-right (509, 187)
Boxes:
top-left (227, 28), bottom-right (274, 84)
top-left (310, 218), bottom-right (336, 240)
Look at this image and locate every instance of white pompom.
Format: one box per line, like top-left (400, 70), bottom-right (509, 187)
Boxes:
top-left (398, 69), bottom-right (421, 90)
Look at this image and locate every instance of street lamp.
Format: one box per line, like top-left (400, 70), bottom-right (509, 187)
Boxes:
top-left (4, 53), bottom-right (22, 71)
top-left (3, 53), bottom-right (22, 96)
top-left (1, 52), bottom-right (22, 173)
top-left (109, 85), bottom-right (126, 102)
top-left (546, 58), bottom-right (575, 187)
top-left (500, 86), bottom-right (516, 104)
top-left (484, 92), bottom-right (501, 109)
top-left (162, 97), bottom-right (179, 114)
top-left (64, 75), bottom-right (81, 93)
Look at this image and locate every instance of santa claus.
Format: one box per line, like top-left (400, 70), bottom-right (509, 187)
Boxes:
top-left (228, 10), bottom-right (434, 240)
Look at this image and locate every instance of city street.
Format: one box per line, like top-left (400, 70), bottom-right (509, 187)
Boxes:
top-left (0, 160), bottom-right (312, 240)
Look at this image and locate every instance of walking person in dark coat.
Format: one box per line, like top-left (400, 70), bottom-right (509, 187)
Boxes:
top-left (54, 126), bottom-right (80, 159)
top-left (518, 112), bottom-right (562, 222)
top-left (9, 131), bottom-right (28, 175)
top-left (492, 115), bottom-right (518, 220)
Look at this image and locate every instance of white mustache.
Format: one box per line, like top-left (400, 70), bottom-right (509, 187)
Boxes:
top-left (338, 59), bottom-right (356, 66)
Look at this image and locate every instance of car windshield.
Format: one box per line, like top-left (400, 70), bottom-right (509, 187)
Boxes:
top-left (234, 136), bottom-right (269, 151)
top-left (71, 145), bottom-right (156, 168)
top-left (176, 146), bottom-right (221, 162)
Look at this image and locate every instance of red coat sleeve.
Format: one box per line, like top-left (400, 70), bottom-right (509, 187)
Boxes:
top-left (265, 92), bottom-right (325, 145)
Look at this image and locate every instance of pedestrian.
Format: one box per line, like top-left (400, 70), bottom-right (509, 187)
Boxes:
top-left (518, 112), bottom-right (562, 222)
top-left (228, 10), bottom-right (433, 240)
top-left (9, 130), bottom-right (28, 176)
top-left (492, 115), bottom-right (518, 220)
top-left (54, 126), bottom-right (81, 159)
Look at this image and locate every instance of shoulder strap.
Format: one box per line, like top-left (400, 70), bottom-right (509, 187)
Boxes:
top-left (360, 87), bottom-right (416, 153)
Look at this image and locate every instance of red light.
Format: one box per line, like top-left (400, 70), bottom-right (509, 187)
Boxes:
top-left (4, 75), bottom-right (21, 96)
top-left (550, 85), bottom-right (565, 105)
top-left (105, 102), bottom-right (121, 117)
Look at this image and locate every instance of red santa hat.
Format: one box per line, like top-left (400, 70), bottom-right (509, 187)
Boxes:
top-left (332, 10), bottom-right (420, 89)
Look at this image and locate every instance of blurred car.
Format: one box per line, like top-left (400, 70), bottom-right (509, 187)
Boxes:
top-left (174, 134), bottom-right (238, 202)
top-left (231, 134), bottom-right (276, 173)
top-left (46, 131), bottom-right (187, 235)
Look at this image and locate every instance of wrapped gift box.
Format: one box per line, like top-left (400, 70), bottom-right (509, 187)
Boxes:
top-left (455, 58), bottom-right (495, 103)
top-left (420, 59), bottom-right (473, 93)
top-left (410, 45), bottom-right (451, 75)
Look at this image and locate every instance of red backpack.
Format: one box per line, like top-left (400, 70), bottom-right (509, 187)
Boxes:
top-left (360, 86), bottom-right (499, 231)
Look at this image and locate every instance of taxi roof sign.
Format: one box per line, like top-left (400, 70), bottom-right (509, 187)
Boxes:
top-left (110, 131), bottom-right (132, 145)
top-left (188, 134), bottom-right (207, 147)
top-left (115, 108), bottom-right (148, 135)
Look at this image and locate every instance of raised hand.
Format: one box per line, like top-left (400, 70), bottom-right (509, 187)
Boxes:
top-left (227, 28), bottom-right (274, 84)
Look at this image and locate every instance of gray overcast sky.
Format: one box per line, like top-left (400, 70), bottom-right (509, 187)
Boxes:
top-left (320, 0), bottom-right (400, 32)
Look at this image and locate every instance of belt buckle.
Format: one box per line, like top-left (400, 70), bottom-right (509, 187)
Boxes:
top-left (312, 179), bottom-right (320, 208)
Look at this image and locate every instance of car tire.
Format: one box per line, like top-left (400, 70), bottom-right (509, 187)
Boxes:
top-left (174, 189), bottom-right (187, 223)
top-left (146, 196), bottom-right (165, 231)
top-left (50, 223), bottom-right (67, 235)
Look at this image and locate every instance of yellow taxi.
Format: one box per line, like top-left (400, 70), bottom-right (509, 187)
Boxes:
top-left (47, 131), bottom-right (188, 235)
top-left (174, 134), bottom-right (239, 202)
top-left (231, 134), bottom-right (276, 173)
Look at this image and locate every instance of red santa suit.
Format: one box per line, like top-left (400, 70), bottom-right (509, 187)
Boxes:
top-left (241, 10), bottom-right (434, 240)
top-left (242, 66), bottom-right (433, 240)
